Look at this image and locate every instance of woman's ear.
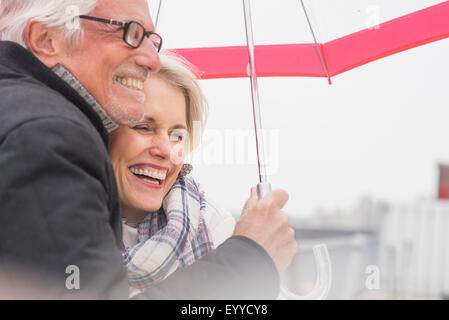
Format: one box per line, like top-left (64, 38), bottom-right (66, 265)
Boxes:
top-left (24, 21), bottom-right (65, 67)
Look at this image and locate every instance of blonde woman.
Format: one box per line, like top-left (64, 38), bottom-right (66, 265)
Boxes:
top-left (109, 53), bottom-right (235, 292)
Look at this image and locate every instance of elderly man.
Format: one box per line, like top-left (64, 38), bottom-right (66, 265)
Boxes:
top-left (0, 0), bottom-right (298, 299)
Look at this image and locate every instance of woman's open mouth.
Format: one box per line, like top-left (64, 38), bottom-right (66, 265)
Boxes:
top-left (129, 166), bottom-right (167, 189)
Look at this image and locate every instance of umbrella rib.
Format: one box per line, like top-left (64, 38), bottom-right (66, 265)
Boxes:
top-left (300, 0), bottom-right (332, 85)
top-left (154, 0), bottom-right (163, 31)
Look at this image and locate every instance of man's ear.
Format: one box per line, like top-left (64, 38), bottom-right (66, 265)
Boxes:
top-left (24, 21), bottom-right (65, 67)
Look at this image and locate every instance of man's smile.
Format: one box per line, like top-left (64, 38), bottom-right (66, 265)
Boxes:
top-left (114, 75), bottom-right (144, 91)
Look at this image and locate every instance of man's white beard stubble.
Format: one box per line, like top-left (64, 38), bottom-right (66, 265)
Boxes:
top-left (105, 89), bottom-right (147, 126)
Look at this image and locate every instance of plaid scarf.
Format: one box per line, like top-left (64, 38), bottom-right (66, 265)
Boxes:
top-left (122, 177), bottom-right (215, 290)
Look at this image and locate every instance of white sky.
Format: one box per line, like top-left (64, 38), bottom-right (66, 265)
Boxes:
top-left (148, 0), bottom-right (449, 216)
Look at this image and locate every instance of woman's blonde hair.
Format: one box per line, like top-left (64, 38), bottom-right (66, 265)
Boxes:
top-left (157, 52), bottom-right (208, 153)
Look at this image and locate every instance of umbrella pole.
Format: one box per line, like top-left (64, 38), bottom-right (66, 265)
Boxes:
top-left (242, 0), bottom-right (272, 199)
top-left (242, 0), bottom-right (332, 300)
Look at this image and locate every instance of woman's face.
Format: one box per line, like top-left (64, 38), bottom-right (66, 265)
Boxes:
top-left (109, 75), bottom-right (188, 216)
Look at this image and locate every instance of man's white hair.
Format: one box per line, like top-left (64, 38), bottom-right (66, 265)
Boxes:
top-left (0, 0), bottom-right (98, 49)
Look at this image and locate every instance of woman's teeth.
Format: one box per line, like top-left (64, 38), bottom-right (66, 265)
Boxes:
top-left (115, 76), bottom-right (144, 90)
top-left (130, 167), bottom-right (167, 180)
top-left (141, 177), bottom-right (160, 185)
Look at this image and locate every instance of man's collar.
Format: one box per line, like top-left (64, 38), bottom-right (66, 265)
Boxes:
top-left (0, 41), bottom-right (110, 145)
top-left (52, 64), bottom-right (118, 133)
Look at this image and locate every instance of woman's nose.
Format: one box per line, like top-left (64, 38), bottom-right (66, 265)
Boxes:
top-left (148, 134), bottom-right (171, 160)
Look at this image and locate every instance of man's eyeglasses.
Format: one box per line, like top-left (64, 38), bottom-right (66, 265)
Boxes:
top-left (79, 15), bottom-right (163, 52)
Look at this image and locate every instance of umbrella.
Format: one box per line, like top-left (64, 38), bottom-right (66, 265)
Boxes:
top-left (169, 1), bottom-right (449, 82)
top-left (152, 0), bottom-right (449, 213)
top-left (150, 0), bottom-right (449, 299)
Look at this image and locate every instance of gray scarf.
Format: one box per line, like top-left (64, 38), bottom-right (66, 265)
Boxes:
top-left (52, 64), bottom-right (118, 133)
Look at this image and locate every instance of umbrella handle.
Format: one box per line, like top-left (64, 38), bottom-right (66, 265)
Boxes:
top-left (279, 244), bottom-right (332, 300)
top-left (256, 184), bottom-right (333, 299)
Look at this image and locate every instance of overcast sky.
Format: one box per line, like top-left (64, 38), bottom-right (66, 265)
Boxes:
top-left (148, 0), bottom-right (449, 217)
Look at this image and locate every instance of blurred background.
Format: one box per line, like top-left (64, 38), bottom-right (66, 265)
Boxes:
top-left (148, 0), bottom-right (449, 299)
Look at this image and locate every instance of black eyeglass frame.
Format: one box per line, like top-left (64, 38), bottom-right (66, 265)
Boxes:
top-left (79, 15), bottom-right (163, 52)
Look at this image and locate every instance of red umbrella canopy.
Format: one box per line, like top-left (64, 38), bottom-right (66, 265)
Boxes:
top-left (150, 0), bottom-right (449, 217)
top-left (168, 1), bottom-right (449, 83)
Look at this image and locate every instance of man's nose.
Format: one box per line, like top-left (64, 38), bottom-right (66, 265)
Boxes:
top-left (134, 37), bottom-right (161, 73)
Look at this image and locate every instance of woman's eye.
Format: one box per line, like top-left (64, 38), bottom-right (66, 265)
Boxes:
top-left (170, 131), bottom-right (185, 142)
top-left (132, 125), bottom-right (153, 132)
